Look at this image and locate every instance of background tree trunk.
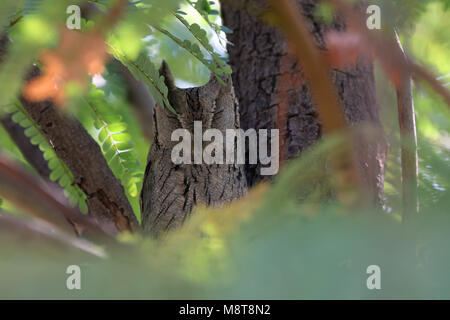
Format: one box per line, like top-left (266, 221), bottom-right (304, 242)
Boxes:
top-left (221, 0), bottom-right (386, 203)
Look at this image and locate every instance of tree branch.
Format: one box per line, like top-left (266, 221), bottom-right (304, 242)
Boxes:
top-left (0, 154), bottom-right (116, 241)
top-left (19, 67), bottom-right (140, 233)
top-left (0, 114), bottom-right (51, 178)
top-left (395, 32), bottom-right (419, 220)
top-left (326, 0), bottom-right (450, 108)
top-left (114, 59), bottom-right (155, 141)
top-left (266, 0), bottom-right (366, 204)
top-left (1, 32), bottom-right (139, 233)
top-left (0, 210), bottom-right (107, 258)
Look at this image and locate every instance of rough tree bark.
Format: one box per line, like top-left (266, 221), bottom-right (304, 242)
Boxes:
top-left (140, 62), bottom-right (247, 235)
top-left (1, 34), bottom-right (140, 235)
top-left (19, 67), bottom-right (139, 233)
top-left (0, 34), bottom-right (52, 180)
top-left (221, 0), bottom-right (386, 203)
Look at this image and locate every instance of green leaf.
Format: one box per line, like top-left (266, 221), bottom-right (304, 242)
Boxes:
top-left (98, 127), bottom-right (108, 143)
top-left (24, 126), bottom-right (38, 137)
top-left (58, 174), bottom-right (71, 188)
top-left (109, 45), bottom-right (176, 113)
top-left (115, 141), bottom-right (134, 151)
top-left (220, 25), bottom-right (233, 34)
top-left (30, 134), bottom-right (45, 145)
top-left (50, 166), bottom-right (64, 182)
top-left (11, 112), bottom-right (26, 123)
top-left (112, 133), bottom-right (131, 143)
top-left (108, 122), bottom-right (127, 133)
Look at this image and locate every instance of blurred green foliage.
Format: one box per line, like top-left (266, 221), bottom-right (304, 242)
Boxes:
top-left (0, 0), bottom-right (226, 215)
top-left (1, 133), bottom-right (449, 299)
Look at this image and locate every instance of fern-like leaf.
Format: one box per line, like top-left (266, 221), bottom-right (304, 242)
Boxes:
top-left (184, 0), bottom-right (231, 38)
top-left (149, 24), bottom-right (231, 84)
top-left (85, 89), bottom-right (144, 198)
top-left (6, 100), bottom-right (88, 213)
top-left (108, 44), bottom-right (175, 113)
top-left (172, 13), bottom-right (231, 74)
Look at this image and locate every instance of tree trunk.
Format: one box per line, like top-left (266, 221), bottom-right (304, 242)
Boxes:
top-left (140, 62), bottom-right (247, 235)
top-left (221, 0), bottom-right (386, 203)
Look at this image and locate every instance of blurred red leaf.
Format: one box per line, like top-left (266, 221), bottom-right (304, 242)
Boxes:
top-left (324, 31), bottom-right (373, 68)
top-left (23, 28), bottom-right (109, 106)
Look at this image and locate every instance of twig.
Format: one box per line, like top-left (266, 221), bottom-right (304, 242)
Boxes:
top-left (325, 0), bottom-right (450, 108)
top-left (394, 32), bottom-right (419, 220)
top-left (0, 114), bottom-right (52, 179)
top-left (0, 211), bottom-right (108, 258)
top-left (0, 154), bottom-right (116, 241)
top-left (267, 0), bottom-right (364, 203)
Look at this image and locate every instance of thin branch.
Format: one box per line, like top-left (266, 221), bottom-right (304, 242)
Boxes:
top-left (0, 210), bottom-right (107, 258)
top-left (409, 62), bottom-right (450, 106)
top-left (325, 0), bottom-right (450, 108)
top-left (0, 114), bottom-right (51, 179)
top-left (267, 0), bottom-right (346, 133)
top-left (266, 0), bottom-right (364, 203)
top-left (395, 32), bottom-right (419, 220)
top-left (0, 154), bottom-right (116, 241)
top-left (114, 59), bottom-right (155, 141)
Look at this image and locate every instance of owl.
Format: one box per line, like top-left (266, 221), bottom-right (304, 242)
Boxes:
top-left (140, 61), bottom-right (247, 235)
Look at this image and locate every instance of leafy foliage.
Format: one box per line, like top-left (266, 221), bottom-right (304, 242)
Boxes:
top-left (187, 0), bottom-right (229, 36)
top-left (85, 88), bottom-right (143, 198)
top-left (0, 0), bottom-right (82, 114)
top-left (5, 101), bottom-right (88, 213)
top-left (109, 46), bottom-right (174, 113)
top-left (1, 133), bottom-right (449, 299)
top-left (0, 1), bottom-right (20, 30)
top-left (172, 13), bottom-right (231, 74)
top-left (150, 24), bottom-right (231, 84)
